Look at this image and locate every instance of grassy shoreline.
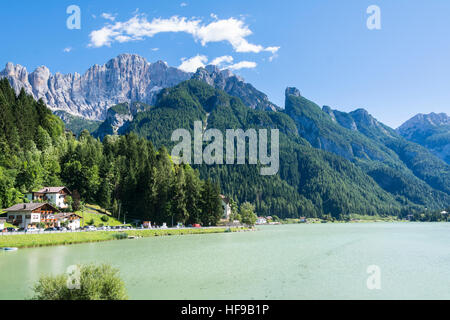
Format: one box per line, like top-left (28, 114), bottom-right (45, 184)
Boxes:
top-left (278, 215), bottom-right (407, 224)
top-left (0, 227), bottom-right (251, 249)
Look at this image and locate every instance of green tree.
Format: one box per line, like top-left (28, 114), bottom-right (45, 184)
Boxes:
top-left (184, 166), bottom-right (202, 225)
top-left (240, 202), bottom-right (257, 226)
top-left (228, 198), bottom-right (240, 222)
top-left (200, 179), bottom-right (223, 226)
top-left (171, 167), bottom-right (188, 226)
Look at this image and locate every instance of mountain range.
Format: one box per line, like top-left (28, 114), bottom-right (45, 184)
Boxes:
top-left (1, 54), bottom-right (449, 217)
top-left (0, 54), bottom-right (278, 120)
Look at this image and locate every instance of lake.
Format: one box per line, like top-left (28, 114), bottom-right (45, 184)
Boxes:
top-left (1, 223), bottom-right (449, 300)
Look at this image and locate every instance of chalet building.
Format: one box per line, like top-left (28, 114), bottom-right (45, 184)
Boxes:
top-left (220, 195), bottom-right (232, 221)
top-left (54, 212), bottom-right (82, 230)
top-left (4, 203), bottom-right (81, 230)
top-left (26, 187), bottom-right (71, 209)
top-left (5, 203), bottom-right (60, 229)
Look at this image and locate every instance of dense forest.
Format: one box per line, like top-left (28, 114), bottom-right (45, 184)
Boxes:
top-left (0, 78), bottom-right (223, 226)
top-left (123, 80), bottom-right (450, 218)
top-left (1, 77), bottom-right (449, 221)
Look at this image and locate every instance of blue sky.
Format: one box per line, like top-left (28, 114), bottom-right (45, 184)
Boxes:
top-left (0, 0), bottom-right (449, 128)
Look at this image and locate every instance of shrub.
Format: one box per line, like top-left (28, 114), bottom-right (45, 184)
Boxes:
top-left (30, 264), bottom-right (128, 300)
top-left (100, 215), bottom-right (109, 222)
top-left (113, 233), bottom-right (128, 240)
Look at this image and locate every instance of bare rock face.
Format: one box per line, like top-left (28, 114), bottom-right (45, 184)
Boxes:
top-left (0, 54), bottom-right (191, 120)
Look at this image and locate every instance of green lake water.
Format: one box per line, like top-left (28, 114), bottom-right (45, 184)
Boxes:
top-left (0, 223), bottom-right (449, 300)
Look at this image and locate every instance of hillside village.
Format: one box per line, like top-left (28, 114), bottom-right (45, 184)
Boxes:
top-left (1, 187), bottom-right (81, 230)
top-left (0, 185), bottom-right (248, 232)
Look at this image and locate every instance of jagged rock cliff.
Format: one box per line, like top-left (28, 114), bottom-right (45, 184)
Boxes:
top-left (0, 54), bottom-right (191, 120)
top-left (1, 54), bottom-right (280, 120)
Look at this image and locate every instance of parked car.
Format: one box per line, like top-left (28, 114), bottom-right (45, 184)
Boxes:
top-left (85, 226), bottom-right (97, 231)
top-left (60, 227), bottom-right (68, 231)
top-left (44, 227), bottom-right (57, 231)
top-left (193, 224), bottom-right (201, 228)
top-left (5, 227), bottom-right (17, 232)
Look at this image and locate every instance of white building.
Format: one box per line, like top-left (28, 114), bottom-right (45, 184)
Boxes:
top-left (256, 217), bottom-right (267, 225)
top-left (26, 187), bottom-right (72, 209)
top-left (0, 218), bottom-right (5, 230)
top-left (220, 195), bottom-right (232, 221)
top-left (4, 203), bottom-right (60, 228)
top-left (54, 212), bottom-right (82, 230)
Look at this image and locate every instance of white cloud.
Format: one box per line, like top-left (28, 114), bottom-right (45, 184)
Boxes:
top-left (101, 13), bottom-right (116, 21)
top-left (178, 55), bottom-right (208, 72)
top-left (89, 27), bottom-right (121, 47)
top-left (227, 61), bottom-right (257, 70)
top-left (195, 17), bottom-right (263, 53)
top-left (210, 55), bottom-right (233, 66)
top-left (63, 47), bottom-right (72, 53)
top-left (180, 2), bottom-right (188, 7)
top-left (178, 55), bottom-right (256, 72)
top-left (151, 47), bottom-right (159, 51)
top-left (265, 46), bottom-right (280, 54)
top-left (88, 14), bottom-right (279, 54)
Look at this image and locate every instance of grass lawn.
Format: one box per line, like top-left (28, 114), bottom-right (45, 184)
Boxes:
top-left (0, 227), bottom-right (249, 248)
top-left (76, 204), bottom-right (124, 227)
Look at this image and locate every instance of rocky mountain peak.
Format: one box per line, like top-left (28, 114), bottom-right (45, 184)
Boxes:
top-left (349, 108), bottom-right (376, 126)
top-left (285, 87), bottom-right (301, 98)
top-left (397, 112), bottom-right (450, 164)
top-left (399, 112), bottom-right (450, 132)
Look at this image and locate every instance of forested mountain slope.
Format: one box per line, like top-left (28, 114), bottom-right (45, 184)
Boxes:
top-left (122, 80), bottom-right (449, 217)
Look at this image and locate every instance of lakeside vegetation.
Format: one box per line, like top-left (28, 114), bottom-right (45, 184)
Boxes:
top-left (31, 264), bottom-right (127, 300)
top-left (0, 227), bottom-right (249, 248)
top-left (272, 212), bottom-right (449, 224)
